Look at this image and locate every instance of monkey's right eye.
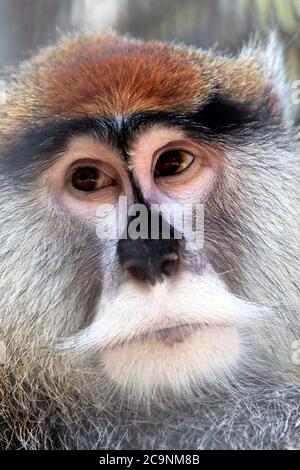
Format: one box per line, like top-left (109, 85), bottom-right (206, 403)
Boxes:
top-left (70, 166), bottom-right (115, 192)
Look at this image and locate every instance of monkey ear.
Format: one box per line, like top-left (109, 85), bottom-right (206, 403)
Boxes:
top-left (239, 33), bottom-right (296, 126)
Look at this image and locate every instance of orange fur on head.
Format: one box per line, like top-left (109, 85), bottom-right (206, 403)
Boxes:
top-left (2, 32), bottom-right (268, 133)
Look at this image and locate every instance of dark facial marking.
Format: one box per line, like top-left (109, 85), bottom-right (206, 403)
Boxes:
top-left (0, 95), bottom-right (280, 183)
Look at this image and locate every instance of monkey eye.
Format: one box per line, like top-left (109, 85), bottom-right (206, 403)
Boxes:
top-left (154, 149), bottom-right (195, 177)
top-left (70, 166), bottom-right (115, 192)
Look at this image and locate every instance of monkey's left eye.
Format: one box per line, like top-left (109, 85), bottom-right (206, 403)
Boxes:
top-left (70, 166), bottom-right (115, 192)
top-left (154, 150), bottom-right (194, 177)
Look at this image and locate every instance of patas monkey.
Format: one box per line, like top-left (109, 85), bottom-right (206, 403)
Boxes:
top-left (0, 32), bottom-right (299, 449)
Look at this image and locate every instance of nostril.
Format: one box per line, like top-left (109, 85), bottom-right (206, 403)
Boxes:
top-left (161, 252), bottom-right (180, 277)
top-left (123, 260), bottom-right (147, 282)
top-left (118, 239), bottom-right (181, 285)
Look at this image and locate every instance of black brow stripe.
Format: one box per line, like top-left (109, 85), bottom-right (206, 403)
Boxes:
top-left (0, 96), bottom-right (277, 182)
top-left (125, 97), bottom-right (278, 143)
top-left (0, 117), bottom-right (114, 180)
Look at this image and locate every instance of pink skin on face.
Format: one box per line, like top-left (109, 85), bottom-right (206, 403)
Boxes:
top-left (128, 126), bottom-right (220, 205)
top-left (42, 126), bottom-right (221, 221)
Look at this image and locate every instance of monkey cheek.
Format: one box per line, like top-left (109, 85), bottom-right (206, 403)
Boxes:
top-left (101, 326), bottom-right (240, 399)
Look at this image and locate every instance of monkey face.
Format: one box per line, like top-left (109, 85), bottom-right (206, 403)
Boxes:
top-left (41, 126), bottom-right (259, 399)
top-left (0, 33), bottom-right (296, 403)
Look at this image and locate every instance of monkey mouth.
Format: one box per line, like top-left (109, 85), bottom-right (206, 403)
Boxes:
top-left (141, 323), bottom-right (201, 345)
top-left (119, 322), bottom-right (231, 347)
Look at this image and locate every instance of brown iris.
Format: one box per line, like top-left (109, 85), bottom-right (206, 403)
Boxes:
top-left (71, 166), bottom-right (114, 192)
top-left (154, 149), bottom-right (194, 177)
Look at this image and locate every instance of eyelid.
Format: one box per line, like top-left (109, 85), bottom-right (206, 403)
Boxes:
top-left (152, 145), bottom-right (197, 175)
top-left (67, 158), bottom-right (119, 180)
top-left (69, 168), bottom-right (115, 190)
top-left (154, 151), bottom-right (195, 180)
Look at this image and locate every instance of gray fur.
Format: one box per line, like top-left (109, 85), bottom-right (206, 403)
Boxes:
top-left (0, 35), bottom-right (299, 449)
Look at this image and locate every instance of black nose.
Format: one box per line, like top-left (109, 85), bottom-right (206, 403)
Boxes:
top-left (117, 238), bottom-right (181, 285)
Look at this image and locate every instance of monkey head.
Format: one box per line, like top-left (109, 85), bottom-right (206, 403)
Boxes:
top-left (0, 33), bottom-right (299, 404)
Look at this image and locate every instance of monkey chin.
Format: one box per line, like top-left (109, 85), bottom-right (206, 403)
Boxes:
top-left (101, 324), bottom-right (240, 400)
top-left (62, 271), bottom-right (254, 400)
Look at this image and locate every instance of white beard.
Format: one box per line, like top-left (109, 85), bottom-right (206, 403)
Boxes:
top-left (59, 266), bottom-right (266, 400)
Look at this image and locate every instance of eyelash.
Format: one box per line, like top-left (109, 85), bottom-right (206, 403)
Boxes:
top-left (66, 158), bottom-right (120, 194)
top-left (153, 149), bottom-right (195, 178)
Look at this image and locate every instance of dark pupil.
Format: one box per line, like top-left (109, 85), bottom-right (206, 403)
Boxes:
top-left (72, 167), bottom-right (98, 191)
top-left (154, 150), bottom-right (185, 177)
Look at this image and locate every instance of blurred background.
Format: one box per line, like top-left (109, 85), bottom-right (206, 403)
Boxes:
top-left (0, 0), bottom-right (300, 80)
